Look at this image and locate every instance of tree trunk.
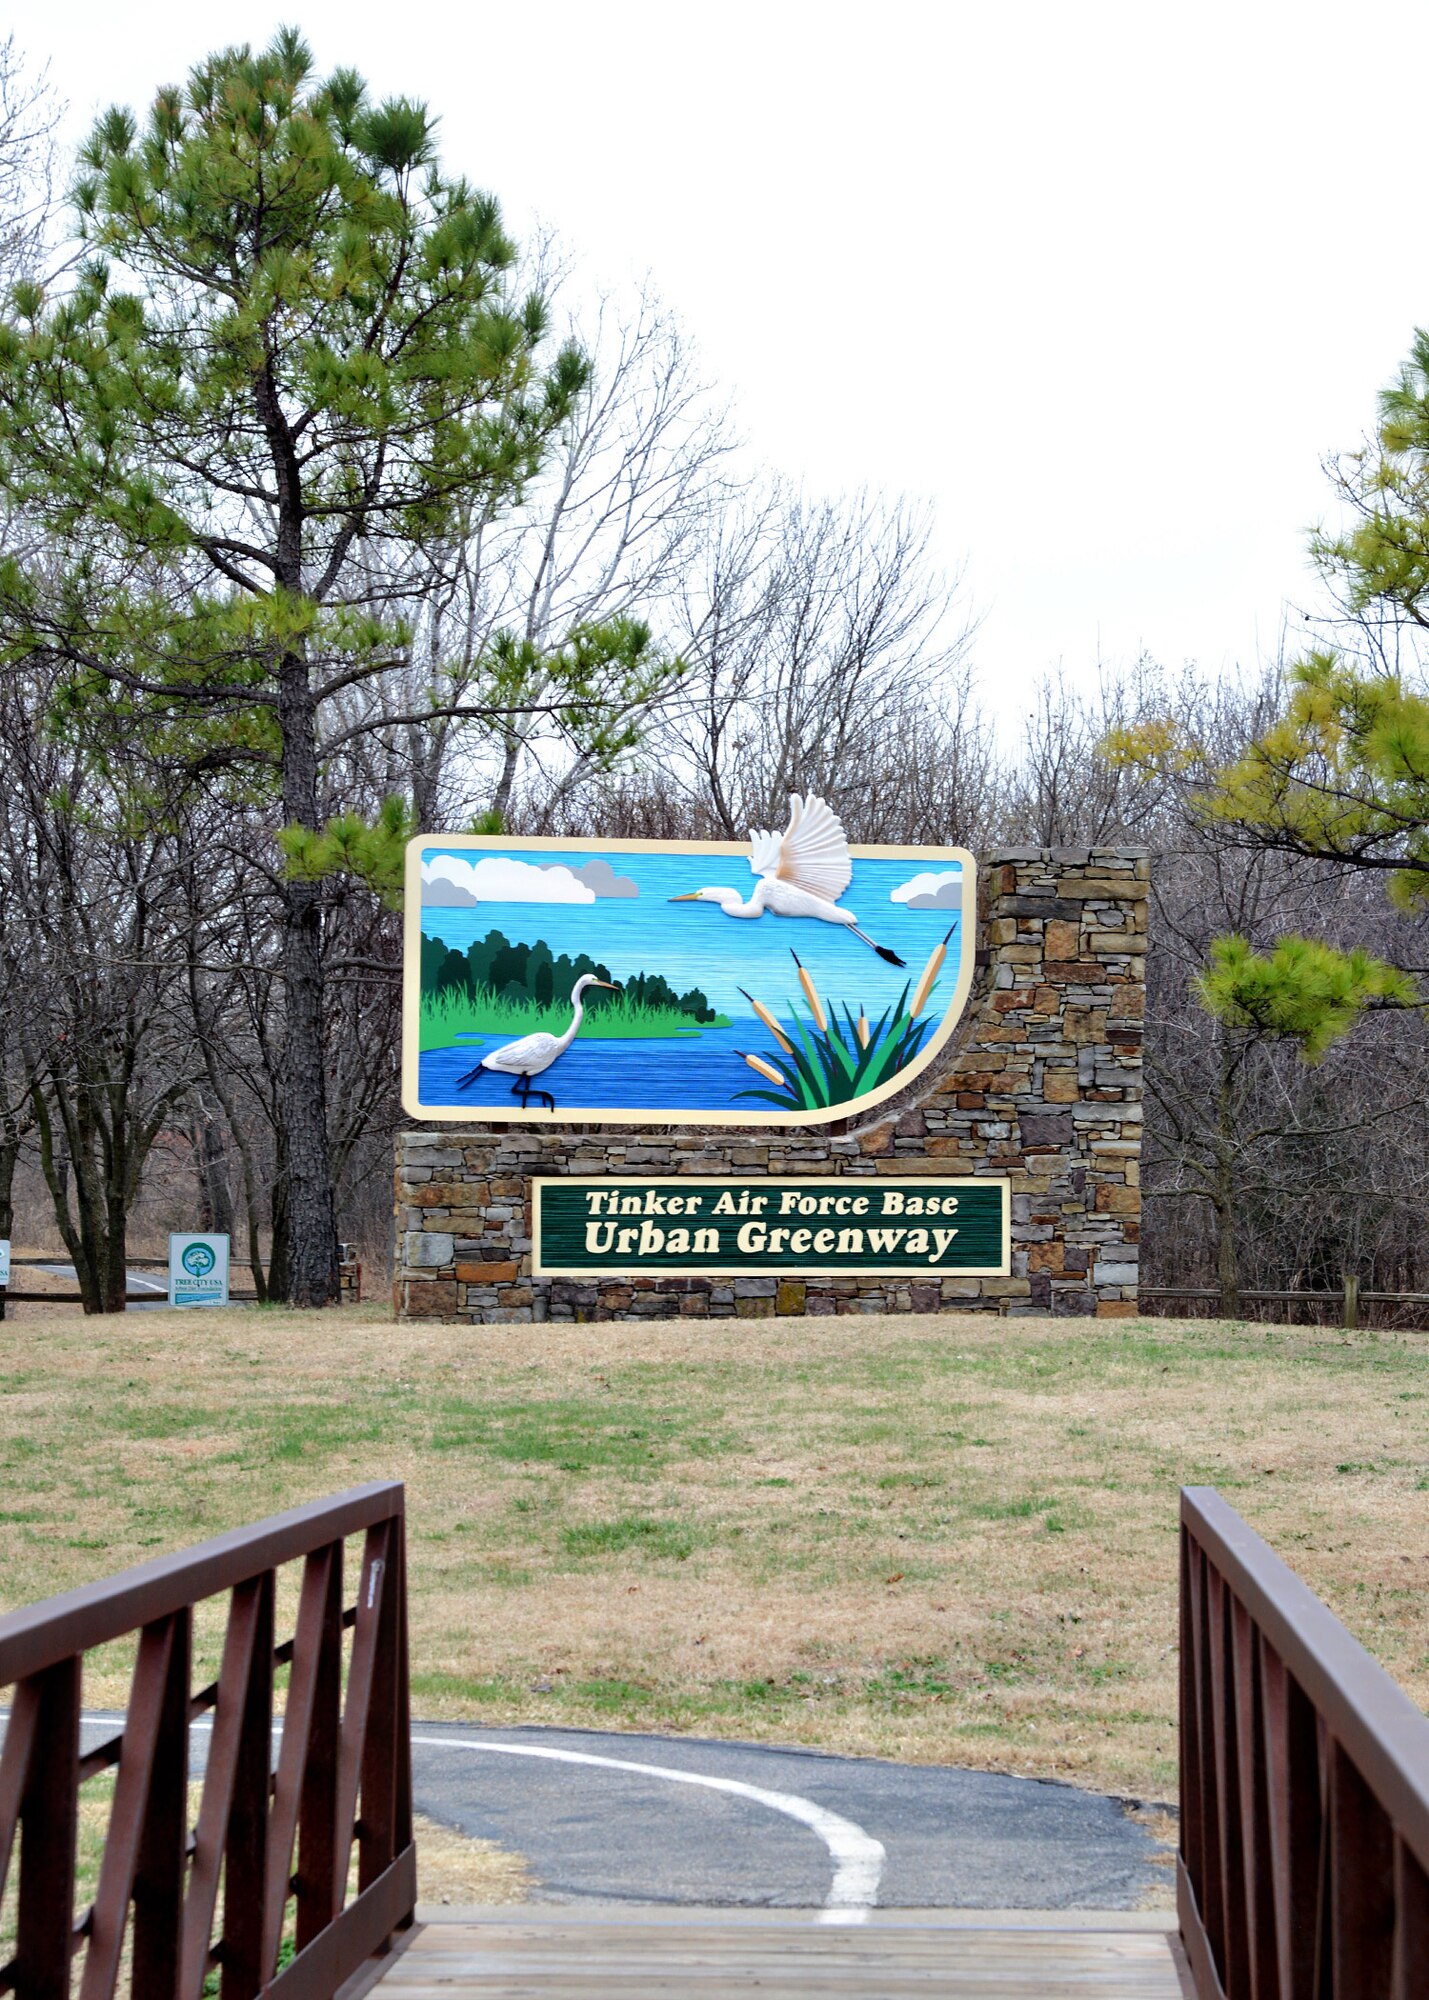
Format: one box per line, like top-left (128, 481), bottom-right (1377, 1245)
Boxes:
top-left (102, 1069), bottom-right (131, 1315)
top-left (1213, 1186), bottom-right (1240, 1319)
top-left (32, 1085), bottom-right (104, 1312)
top-left (490, 733), bottom-right (524, 822)
top-left (192, 1113), bottom-right (235, 1238)
top-left (1213, 1052), bottom-right (1241, 1319)
top-left (185, 966), bottom-right (267, 1301)
top-left (0, 1124), bottom-right (17, 1324)
top-left (277, 652), bottom-right (339, 1306)
top-left (103, 1177), bottom-right (129, 1315)
top-left (267, 1148), bottom-right (290, 1304)
top-left (0, 1151), bottom-right (13, 1245)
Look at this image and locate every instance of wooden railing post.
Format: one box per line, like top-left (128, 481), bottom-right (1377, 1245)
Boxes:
top-left (1391, 1837), bottom-right (1429, 1998)
top-left (15, 1654), bottom-right (80, 2000)
top-left (132, 1605), bottom-right (191, 2000)
top-left (1327, 1740), bottom-right (1394, 1995)
top-left (1207, 1569), bottom-right (1250, 1992)
top-left (1258, 1637), bottom-right (1320, 1997)
top-left (268, 1539), bottom-right (343, 1968)
top-left (221, 1569), bottom-right (275, 1999)
top-left (81, 1612), bottom-right (188, 2000)
top-left (359, 1518), bottom-right (402, 1900)
top-left (395, 1515), bottom-right (413, 1893)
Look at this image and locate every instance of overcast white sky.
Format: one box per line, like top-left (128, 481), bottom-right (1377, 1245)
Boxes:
top-left (29, 2), bottom-right (1429, 714)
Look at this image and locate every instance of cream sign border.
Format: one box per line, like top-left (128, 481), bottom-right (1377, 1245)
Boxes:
top-left (402, 834), bottom-right (977, 1127)
top-left (530, 1175), bottom-right (1012, 1279)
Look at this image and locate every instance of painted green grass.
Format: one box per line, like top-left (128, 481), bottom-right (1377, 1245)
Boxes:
top-left (420, 987), bottom-right (732, 1052)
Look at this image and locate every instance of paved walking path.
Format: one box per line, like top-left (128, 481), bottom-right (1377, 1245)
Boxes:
top-left (407, 1722), bottom-right (1169, 1912)
top-left (66, 1713), bottom-right (1172, 1914)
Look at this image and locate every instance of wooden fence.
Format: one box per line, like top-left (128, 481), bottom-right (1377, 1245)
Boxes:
top-left (0, 1482), bottom-right (413, 1999)
top-left (0, 1250), bottom-right (362, 1311)
top-left (1180, 1486), bottom-right (1429, 1998)
top-left (1143, 1282), bottom-right (1429, 1331)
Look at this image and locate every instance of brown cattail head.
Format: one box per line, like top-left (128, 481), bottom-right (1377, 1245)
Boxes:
top-left (738, 987), bottom-right (793, 1054)
top-left (909, 925), bottom-right (955, 1020)
top-left (737, 1049), bottom-right (788, 1087)
top-left (856, 1010), bottom-right (870, 1048)
top-left (790, 951), bottom-right (827, 1032)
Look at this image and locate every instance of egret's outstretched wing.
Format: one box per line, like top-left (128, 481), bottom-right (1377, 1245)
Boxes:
top-left (751, 792), bottom-right (852, 903)
top-left (748, 825), bottom-right (782, 877)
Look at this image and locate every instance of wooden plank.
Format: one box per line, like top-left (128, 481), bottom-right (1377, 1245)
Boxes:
top-left (371, 1915), bottom-right (1186, 1997)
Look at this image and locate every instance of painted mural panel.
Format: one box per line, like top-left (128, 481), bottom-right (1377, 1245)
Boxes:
top-left (401, 797), bottom-right (975, 1126)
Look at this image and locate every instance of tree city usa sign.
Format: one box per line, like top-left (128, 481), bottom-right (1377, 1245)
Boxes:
top-left (533, 1177), bottom-right (1010, 1278)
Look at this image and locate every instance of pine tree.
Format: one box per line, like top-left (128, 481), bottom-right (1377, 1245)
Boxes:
top-left (1109, 333), bottom-right (1429, 1057)
top-left (0, 32), bottom-right (666, 1301)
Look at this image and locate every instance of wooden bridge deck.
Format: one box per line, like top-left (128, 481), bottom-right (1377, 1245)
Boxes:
top-left (369, 1908), bottom-right (1191, 1997)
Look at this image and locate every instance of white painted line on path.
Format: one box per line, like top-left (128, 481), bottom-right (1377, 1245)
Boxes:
top-left (408, 1733), bottom-right (886, 1923)
top-left (74, 1716), bottom-right (884, 1923)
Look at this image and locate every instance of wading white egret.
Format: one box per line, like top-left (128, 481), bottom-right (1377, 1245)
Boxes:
top-left (668, 794), bottom-right (905, 965)
top-left (455, 974), bottom-right (617, 1112)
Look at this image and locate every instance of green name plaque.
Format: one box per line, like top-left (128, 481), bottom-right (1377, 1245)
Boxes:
top-left (532, 1176), bottom-right (1010, 1278)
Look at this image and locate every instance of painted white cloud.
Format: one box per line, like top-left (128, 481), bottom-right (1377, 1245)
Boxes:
top-left (421, 855), bottom-right (596, 904)
top-left (890, 868), bottom-right (962, 911)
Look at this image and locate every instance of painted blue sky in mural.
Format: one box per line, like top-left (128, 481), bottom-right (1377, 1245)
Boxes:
top-left (417, 846), bottom-right (961, 1020)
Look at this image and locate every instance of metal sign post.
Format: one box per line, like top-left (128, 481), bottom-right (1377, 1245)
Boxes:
top-left (167, 1232), bottom-right (230, 1308)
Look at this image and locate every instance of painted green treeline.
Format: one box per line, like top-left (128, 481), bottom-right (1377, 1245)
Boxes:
top-left (420, 928), bottom-right (728, 1049)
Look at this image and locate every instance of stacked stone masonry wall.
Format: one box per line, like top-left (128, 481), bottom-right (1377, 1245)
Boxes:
top-left (394, 846), bottom-right (1146, 1323)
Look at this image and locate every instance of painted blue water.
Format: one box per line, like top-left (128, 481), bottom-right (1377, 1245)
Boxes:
top-left (420, 1022), bottom-right (768, 1114)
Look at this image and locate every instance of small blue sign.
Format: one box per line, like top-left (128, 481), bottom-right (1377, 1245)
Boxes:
top-left (168, 1232), bottom-right (230, 1308)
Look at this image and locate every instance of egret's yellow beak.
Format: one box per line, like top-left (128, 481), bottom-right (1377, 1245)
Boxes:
top-left (591, 979), bottom-right (618, 989)
top-left (668, 892), bottom-right (702, 902)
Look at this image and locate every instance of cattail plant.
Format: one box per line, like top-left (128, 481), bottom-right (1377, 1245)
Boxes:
top-left (789, 950), bottom-right (827, 1030)
top-left (909, 925), bottom-right (955, 1020)
top-left (737, 1049), bottom-right (788, 1087)
top-left (735, 960), bottom-right (946, 1114)
top-left (738, 987), bottom-right (793, 1053)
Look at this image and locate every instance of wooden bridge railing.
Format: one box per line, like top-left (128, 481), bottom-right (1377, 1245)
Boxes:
top-left (1180, 1486), bottom-right (1429, 1999)
top-left (0, 1482), bottom-right (413, 2000)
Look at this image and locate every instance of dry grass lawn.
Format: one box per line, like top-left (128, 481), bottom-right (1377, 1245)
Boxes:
top-left (413, 1812), bottom-right (533, 1906)
top-left (1, 1300), bottom-right (1427, 1805)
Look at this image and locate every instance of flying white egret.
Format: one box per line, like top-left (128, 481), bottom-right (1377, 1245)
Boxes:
top-left (455, 974), bottom-right (617, 1112)
top-left (668, 794), bottom-right (906, 965)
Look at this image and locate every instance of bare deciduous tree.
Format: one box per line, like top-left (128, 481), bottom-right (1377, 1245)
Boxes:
top-left (0, 668), bottom-right (197, 1310)
top-left (0, 36), bottom-right (58, 293)
top-left (535, 487), bottom-right (991, 846)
